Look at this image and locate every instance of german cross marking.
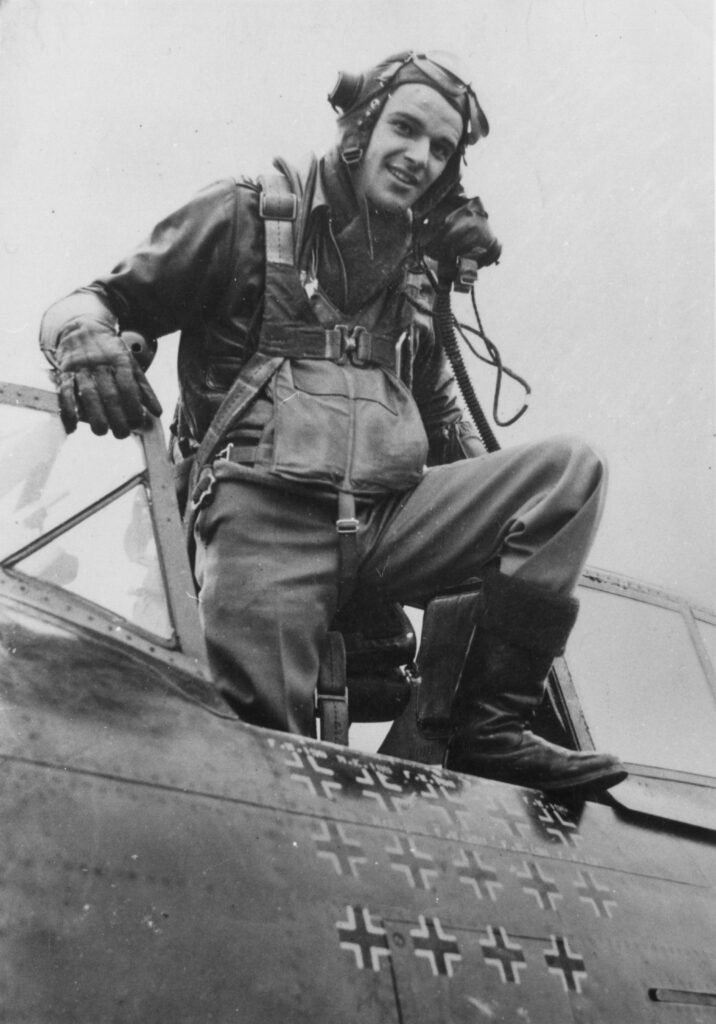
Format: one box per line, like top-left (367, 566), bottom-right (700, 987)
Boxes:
top-left (479, 925), bottom-right (527, 984)
top-left (386, 836), bottom-right (437, 890)
top-left (411, 773), bottom-right (470, 827)
top-left (544, 935), bottom-right (587, 993)
top-left (284, 746), bottom-right (342, 800)
top-left (410, 915), bottom-right (462, 977)
top-left (532, 798), bottom-right (580, 847)
top-left (574, 870), bottom-right (616, 918)
top-left (488, 798), bottom-right (530, 839)
top-left (353, 764), bottom-right (415, 814)
top-left (453, 848), bottom-right (502, 902)
top-left (311, 821), bottom-right (366, 878)
top-left (336, 905), bottom-right (391, 972)
top-left (515, 860), bottom-right (562, 911)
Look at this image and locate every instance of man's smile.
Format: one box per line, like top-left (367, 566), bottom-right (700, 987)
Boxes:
top-left (386, 164), bottom-right (420, 187)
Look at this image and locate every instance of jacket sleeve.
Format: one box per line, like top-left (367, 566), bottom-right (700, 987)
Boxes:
top-left (412, 336), bottom-right (488, 464)
top-left (407, 277), bottom-right (487, 464)
top-left (40, 179), bottom-right (244, 349)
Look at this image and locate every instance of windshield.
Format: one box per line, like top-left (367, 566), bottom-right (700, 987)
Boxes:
top-left (566, 582), bottom-right (716, 778)
top-left (0, 402), bottom-right (173, 639)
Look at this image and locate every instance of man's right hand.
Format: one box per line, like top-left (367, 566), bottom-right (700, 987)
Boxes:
top-left (53, 321), bottom-right (162, 438)
top-left (421, 195), bottom-right (502, 272)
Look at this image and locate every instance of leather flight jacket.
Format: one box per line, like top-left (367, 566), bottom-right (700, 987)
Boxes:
top-left (43, 152), bottom-right (486, 472)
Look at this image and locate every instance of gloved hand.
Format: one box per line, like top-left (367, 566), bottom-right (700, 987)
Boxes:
top-left (53, 319), bottom-right (162, 439)
top-left (420, 195), bottom-right (502, 271)
top-left (40, 291), bottom-right (162, 439)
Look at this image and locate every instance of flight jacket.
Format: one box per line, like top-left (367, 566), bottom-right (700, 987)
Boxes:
top-left (76, 153), bottom-right (486, 487)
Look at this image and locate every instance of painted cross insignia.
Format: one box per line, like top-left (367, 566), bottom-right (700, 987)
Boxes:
top-left (453, 848), bottom-right (502, 902)
top-left (410, 915), bottom-right (462, 977)
top-left (311, 820), bottom-right (367, 878)
top-left (479, 925), bottom-right (527, 984)
top-left (574, 870), bottom-right (617, 918)
top-left (385, 835), bottom-right (438, 890)
top-left (515, 859), bottom-right (562, 911)
top-left (544, 935), bottom-right (588, 993)
top-left (336, 905), bottom-right (391, 972)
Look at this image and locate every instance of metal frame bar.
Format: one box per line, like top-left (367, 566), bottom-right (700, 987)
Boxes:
top-left (0, 384), bottom-right (209, 673)
top-left (3, 473), bottom-right (145, 567)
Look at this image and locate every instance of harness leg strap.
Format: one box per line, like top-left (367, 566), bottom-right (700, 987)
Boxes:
top-left (336, 491), bottom-right (359, 607)
top-left (316, 631), bottom-right (349, 744)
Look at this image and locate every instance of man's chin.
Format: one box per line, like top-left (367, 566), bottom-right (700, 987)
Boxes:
top-left (371, 191), bottom-right (414, 215)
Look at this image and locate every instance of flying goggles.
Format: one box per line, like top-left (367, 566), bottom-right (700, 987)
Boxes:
top-left (329, 50), bottom-right (489, 146)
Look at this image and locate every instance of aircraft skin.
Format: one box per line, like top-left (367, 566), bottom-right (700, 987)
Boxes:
top-left (1, 383), bottom-right (715, 1022)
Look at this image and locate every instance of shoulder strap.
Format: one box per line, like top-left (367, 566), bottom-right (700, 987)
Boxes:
top-left (258, 171), bottom-right (297, 267)
top-left (189, 172), bottom-right (300, 488)
top-left (183, 171), bottom-right (305, 546)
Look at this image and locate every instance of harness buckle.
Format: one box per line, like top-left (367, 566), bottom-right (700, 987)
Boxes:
top-left (190, 467), bottom-right (217, 513)
top-left (332, 324), bottom-right (370, 365)
top-left (259, 190), bottom-right (297, 221)
top-left (336, 516), bottom-right (359, 534)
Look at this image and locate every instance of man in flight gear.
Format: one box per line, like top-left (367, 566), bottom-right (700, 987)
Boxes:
top-left (39, 51), bottom-right (626, 794)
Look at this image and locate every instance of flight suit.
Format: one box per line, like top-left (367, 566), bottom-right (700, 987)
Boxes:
top-left (40, 151), bottom-right (607, 738)
top-left (194, 436), bottom-right (605, 734)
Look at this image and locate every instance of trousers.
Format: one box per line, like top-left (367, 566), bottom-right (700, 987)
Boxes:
top-left (193, 434), bottom-right (606, 734)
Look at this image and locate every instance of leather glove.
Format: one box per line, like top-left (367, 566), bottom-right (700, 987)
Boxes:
top-left (40, 292), bottom-right (162, 438)
top-left (420, 195), bottom-right (502, 271)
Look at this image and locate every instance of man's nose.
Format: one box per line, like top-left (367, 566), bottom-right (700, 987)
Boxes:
top-left (404, 135), bottom-right (429, 167)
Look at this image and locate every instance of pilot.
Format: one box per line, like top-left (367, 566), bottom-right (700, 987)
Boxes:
top-left (38, 51), bottom-right (626, 794)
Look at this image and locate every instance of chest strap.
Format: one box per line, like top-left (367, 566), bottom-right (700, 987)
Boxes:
top-left (258, 172), bottom-right (398, 373)
top-left (260, 322), bottom-right (398, 370)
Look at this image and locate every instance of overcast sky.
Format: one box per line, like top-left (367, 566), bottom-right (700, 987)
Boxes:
top-left (1, 0), bottom-right (713, 606)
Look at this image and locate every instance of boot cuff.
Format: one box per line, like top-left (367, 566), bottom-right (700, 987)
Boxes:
top-left (477, 570), bottom-right (579, 656)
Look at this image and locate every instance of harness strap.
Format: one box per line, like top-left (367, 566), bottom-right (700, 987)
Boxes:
top-left (185, 173), bottom-right (299, 529)
top-left (260, 323), bottom-right (398, 371)
top-left (185, 351), bottom-right (283, 543)
top-left (336, 490), bottom-right (359, 606)
top-left (259, 173), bottom-right (297, 266)
top-left (258, 171), bottom-right (370, 605)
top-left (187, 170), bottom-right (368, 608)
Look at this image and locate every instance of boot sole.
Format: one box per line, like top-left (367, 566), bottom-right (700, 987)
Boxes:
top-left (539, 765), bottom-right (629, 794)
top-left (445, 759), bottom-right (629, 795)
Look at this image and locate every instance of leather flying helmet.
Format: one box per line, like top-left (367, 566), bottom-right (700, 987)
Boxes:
top-left (329, 50), bottom-right (489, 165)
top-left (328, 51), bottom-right (489, 218)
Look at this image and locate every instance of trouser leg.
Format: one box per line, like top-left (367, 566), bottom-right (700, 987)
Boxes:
top-left (192, 434), bottom-right (613, 762)
top-left (357, 435), bottom-right (625, 791)
top-left (193, 476), bottom-right (339, 735)
top-left (358, 434), bottom-right (606, 601)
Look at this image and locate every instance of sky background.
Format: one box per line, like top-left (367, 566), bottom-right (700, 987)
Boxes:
top-left (1, 0), bottom-right (714, 607)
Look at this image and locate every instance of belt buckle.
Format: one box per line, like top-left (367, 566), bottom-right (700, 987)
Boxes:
top-left (335, 324), bottom-right (369, 366)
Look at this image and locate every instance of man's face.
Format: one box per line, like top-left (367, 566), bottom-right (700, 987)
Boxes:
top-left (354, 83), bottom-right (463, 214)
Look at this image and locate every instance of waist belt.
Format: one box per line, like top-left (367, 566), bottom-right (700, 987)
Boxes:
top-left (259, 323), bottom-right (397, 370)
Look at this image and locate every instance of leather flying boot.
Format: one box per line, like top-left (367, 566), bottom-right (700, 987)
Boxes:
top-left (443, 570), bottom-right (627, 793)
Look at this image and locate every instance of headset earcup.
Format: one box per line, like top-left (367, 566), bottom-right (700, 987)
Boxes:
top-left (328, 71), bottom-right (364, 114)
